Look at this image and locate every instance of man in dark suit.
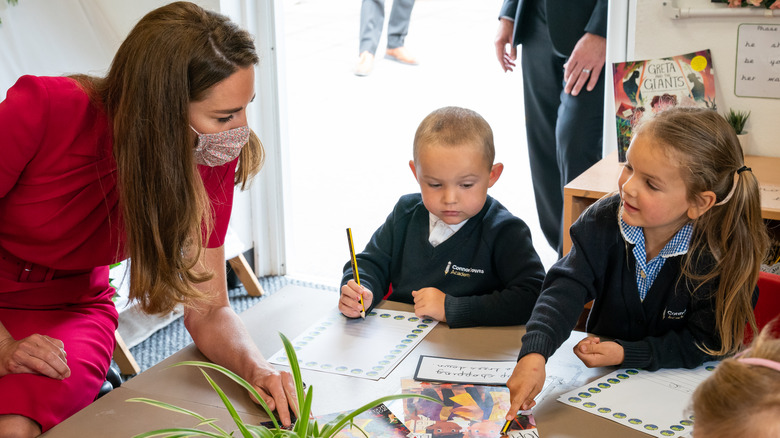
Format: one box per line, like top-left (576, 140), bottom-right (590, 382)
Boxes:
top-left (494, 0), bottom-right (607, 255)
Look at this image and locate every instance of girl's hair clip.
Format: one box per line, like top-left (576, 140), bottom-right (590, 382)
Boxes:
top-left (735, 348), bottom-right (780, 372)
top-left (714, 165), bottom-right (751, 206)
top-left (737, 357), bottom-right (780, 372)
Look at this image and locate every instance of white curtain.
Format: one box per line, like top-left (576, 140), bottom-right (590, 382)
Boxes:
top-left (0, 0), bottom-right (286, 276)
top-left (0, 0), bottom-right (121, 97)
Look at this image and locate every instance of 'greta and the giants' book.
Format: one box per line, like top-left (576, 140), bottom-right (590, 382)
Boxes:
top-left (612, 49), bottom-right (717, 161)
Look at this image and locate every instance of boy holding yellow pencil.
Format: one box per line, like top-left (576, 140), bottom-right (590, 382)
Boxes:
top-left (339, 106), bottom-right (545, 327)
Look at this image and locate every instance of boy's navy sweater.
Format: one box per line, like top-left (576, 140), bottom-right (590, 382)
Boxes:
top-left (341, 193), bottom-right (545, 328)
top-left (519, 194), bottom-right (734, 370)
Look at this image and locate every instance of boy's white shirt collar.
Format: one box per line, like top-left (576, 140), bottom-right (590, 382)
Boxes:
top-left (428, 213), bottom-right (467, 247)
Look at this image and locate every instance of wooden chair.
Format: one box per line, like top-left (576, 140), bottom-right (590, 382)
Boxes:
top-left (112, 252), bottom-right (264, 375)
top-left (745, 271), bottom-right (780, 343)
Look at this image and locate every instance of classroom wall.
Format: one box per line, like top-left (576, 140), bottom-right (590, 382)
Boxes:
top-left (623, 0), bottom-right (779, 157)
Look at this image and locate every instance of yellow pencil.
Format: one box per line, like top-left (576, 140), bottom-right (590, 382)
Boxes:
top-left (346, 227), bottom-right (365, 319)
top-left (500, 418), bottom-right (512, 436)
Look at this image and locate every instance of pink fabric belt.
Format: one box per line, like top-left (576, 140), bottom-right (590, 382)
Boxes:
top-left (0, 245), bottom-right (92, 283)
top-left (0, 245), bottom-right (112, 308)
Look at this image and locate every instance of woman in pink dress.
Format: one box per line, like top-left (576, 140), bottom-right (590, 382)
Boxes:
top-left (0, 2), bottom-right (296, 435)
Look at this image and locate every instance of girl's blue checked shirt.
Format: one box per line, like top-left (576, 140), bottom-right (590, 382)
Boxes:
top-left (618, 218), bottom-right (693, 301)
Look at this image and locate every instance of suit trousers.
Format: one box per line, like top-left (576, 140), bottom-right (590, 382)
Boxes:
top-left (519, 2), bottom-right (604, 254)
top-left (359, 0), bottom-right (415, 55)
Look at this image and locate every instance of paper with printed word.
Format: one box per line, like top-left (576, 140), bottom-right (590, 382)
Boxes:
top-left (413, 355), bottom-right (515, 385)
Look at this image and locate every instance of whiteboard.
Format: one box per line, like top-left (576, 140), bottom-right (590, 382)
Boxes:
top-left (609, 0), bottom-right (780, 157)
top-left (735, 23), bottom-right (780, 98)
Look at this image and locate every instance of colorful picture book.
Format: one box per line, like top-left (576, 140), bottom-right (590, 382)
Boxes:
top-left (262, 403), bottom-right (410, 437)
top-left (557, 361), bottom-right (719, 438)
top-left (316, 403), bottom-right (411, 438)
top-left (401, 380), bottom-right (540, 438)
top-left (612, 49), bottom-right (717, 161)
top-left (269, 308), bottom-right (437, 380)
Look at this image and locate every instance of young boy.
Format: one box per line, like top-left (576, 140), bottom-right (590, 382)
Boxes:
top-left (339, 106), bottom-right (545, 328)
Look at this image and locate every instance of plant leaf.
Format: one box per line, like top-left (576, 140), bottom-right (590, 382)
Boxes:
top-left (200, 369), bottom-right (254, 438)
top-left (244, 424), bottom-right (274, 438)
top-left (279, 333), bottom-right (305, 419)
top-left (321, 394), bottom-right (439, 438)
top-left (316, 413), bottom-right (348, 437)
top-left (348, 418), bottom-right (370, 438)
top-left (127, 397), bottom-right (231, 436)
top-left (153, 434), bottom-right (202, 438)
top-left (291, 386), bottom-right (313, 437)
top-left (127, 397), bottom-right (209, 422)
top-left (172, 361), bottom-right (278, 428)
top-left (130, 427), bottom-right (227, 438)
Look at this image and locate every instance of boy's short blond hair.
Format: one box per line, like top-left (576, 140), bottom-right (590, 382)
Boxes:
top-left (413, 106), bottom-right (495, 169)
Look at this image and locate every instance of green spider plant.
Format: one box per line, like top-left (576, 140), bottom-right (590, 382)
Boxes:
top-left (724, 108), bottom-right (751, 135)
top-left (127, 333), bottom-right (437, 437)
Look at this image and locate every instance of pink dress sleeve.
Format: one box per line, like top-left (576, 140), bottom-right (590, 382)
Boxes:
top-left (198, 160), bottom-right (238, 248)
top-left (0, 76), bottom-right (47, 197)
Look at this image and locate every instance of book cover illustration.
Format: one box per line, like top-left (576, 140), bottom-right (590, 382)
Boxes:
top-left (261, 403), bottom-right (410, 437)
top-left (612, 49), bottom-right (717, 161)
top-left (316, 403), bottom-right (411, 438)
top-left (401, 380), bottom-right (539, 438)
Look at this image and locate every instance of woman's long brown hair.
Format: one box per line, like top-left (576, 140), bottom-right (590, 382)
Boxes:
top-left (73, 2), bottom-right (263, 314)
top-left (635, 107), bottom-right (768, 356)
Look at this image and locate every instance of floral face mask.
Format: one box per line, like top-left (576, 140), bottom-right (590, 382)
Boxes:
top-left (191, 125), bottom-right (250, 167)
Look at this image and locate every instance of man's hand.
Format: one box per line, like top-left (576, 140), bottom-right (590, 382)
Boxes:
top-left (494, 18), bottom-right (517, 72)
top-left (563, 33), bottom-right (606, 96)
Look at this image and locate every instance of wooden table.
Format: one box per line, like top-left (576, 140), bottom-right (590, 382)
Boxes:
top-left (42, 285), bottom-right (647, 437)
top-left (562, 151), bottom-right (780, 255)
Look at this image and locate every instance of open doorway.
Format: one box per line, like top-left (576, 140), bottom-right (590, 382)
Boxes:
top-left (279, 0), bottom-right (558, 286)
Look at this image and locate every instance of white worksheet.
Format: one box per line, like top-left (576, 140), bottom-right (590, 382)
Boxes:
top-left (269, 308), bottom-right (437, 380)
top-left (558, 362), bottom-right (718, 437)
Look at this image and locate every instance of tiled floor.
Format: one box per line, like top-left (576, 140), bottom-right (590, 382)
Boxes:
top-left (280, 0), bottom-right (558, 285)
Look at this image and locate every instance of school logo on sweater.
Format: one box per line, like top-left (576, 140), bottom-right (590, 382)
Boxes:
top-left (444, 261), bottom-right (484, 278)
top-left (663, 308), bottom-right (687, 320)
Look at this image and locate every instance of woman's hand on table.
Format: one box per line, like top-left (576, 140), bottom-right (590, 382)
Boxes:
top-left (573, 336), bottom-right (624, 367)
top-left (339, 280), bottom-right (373, 318)
top-left (505, 353), bottom-right (546, 420)
top-left (0, 333), bottom-right (70, 379)
top-left (248, 364), bottom-right (298, 427)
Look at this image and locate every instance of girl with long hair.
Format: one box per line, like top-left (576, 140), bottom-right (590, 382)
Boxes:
top-left (504, 106), bottom-right (768, 419)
